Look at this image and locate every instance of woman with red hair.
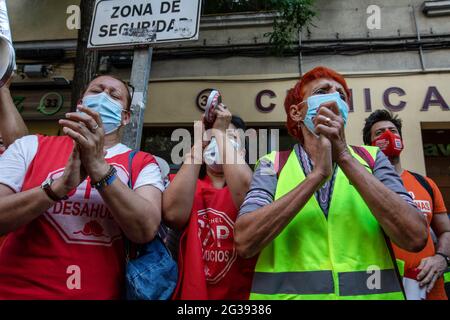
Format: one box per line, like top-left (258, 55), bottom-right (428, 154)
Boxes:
top-left (235, 66), bottom-right (428, 300)
top-left (284, 66), bottom-right (351, 143)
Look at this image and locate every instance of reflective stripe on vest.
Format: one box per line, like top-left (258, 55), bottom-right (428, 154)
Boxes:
top-left (252, 271), bottom-right (334, 295)
top-left (338, 269), bottom-right (400, 296)
top-left (250, 146), bottom-right (405, 300)
top-left (252, 269), bottom-right (401, 296)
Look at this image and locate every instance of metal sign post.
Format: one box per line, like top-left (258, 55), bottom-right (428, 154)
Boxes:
top-left (122, 47), bottom-right (153, 150)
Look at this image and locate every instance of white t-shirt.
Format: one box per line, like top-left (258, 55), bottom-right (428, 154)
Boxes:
top-left (0, 135), bottom-right (164, 193)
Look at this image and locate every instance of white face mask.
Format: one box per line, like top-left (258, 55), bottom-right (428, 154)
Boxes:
top-left (203, 137), bottom-right (241, 173)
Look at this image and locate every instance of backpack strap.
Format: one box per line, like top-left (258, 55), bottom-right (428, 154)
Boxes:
top-left (126, 150), bottom-right (172, 258)
top-left (274, 150), bottom-right (291, 178)
top-left (350, 145), bottom-right (375, 171)
top-left (408, 171), bottom-right (434, 201)
top-left (128, 150), bottom-right (138, 189)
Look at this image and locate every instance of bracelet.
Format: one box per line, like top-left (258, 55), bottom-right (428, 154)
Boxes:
top-left (90, 166), bottom-right (117, 190)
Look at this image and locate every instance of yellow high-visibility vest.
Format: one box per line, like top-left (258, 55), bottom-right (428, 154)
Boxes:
top-left (250, 146), bottom-right (405, 300)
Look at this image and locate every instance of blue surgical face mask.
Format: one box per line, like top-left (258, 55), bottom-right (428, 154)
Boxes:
top-left (82, 92), bottom-right (125, 134)
top-left (302, 92), bottom-right (349, 136)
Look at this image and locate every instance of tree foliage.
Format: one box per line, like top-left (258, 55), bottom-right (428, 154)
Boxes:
top-left (71, 0), bottom-right (98, 111)
top-left (267, 0), bottom-right (317, 54)
top-left (202, 0), bottom-right (316, 54)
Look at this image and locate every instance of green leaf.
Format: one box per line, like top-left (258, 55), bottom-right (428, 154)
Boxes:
top-left (267, 0), bottom-right (317, 55)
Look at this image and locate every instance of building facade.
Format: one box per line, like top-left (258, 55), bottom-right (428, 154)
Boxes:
top-left (7, 0), bottom-right (450, 207)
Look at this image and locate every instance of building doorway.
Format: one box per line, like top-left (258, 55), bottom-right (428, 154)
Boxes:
top-left (422, 126), bottom-right (450, 211)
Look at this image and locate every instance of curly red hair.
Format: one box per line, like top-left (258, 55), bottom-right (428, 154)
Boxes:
top-left (284, 66), bottom-right (351, 141)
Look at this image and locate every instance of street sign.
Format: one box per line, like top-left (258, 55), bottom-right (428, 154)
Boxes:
top-left (88, 0), bottom-right (202, 49)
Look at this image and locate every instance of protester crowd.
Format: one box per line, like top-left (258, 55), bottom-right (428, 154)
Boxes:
top-left (0, 67), bottom-right (448, 300)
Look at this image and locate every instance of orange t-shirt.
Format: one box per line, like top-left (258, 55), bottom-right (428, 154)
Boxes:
top-left (393, 171), bottom-right (448, 300)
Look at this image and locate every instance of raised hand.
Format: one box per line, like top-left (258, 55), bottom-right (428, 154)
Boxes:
top-left (212, 103), bottom-right (232, 133)
top-left (185, 116), bottom-right (206, 165)
top-left (52, 145), bottom-right (88, 198)
top-left (59, 105), bottom-right (110, 183)
top-left (308, 132), bottom-right (333, 183)
top-left (314, 101), bottom-right (350, 164)
top-left (417, 255), bottom-right (448, 293)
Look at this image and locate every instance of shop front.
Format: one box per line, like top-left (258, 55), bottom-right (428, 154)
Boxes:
top-left (11, 85), bottom-right (72, 136)
top-left (141, 72), bottom-right (450, 193)
top-left (10, 72), bottom-right (449, 200)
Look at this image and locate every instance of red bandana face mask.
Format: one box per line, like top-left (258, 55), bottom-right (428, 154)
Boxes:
top-left (372, 130), bottom-right (404, 158)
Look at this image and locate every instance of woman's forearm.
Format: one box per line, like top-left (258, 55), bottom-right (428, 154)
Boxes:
top-left (221, 140), bottom-right (253, 209)
top-left (337, 153), bottom-right (428, 252)
top-left (235, 173), bottom-right (324, 258)
top-left (214, 131), bottom-right (253, 208)
top-left (162, 157), bottom-right (201, 230)
top-left (223, 162), bottom-right (252, 209)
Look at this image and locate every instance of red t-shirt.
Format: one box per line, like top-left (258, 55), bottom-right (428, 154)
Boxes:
top-left (0, 135), bottom-right (157, 299)
top-left (393, 171), bottom-right (448, 300)
top-left (172, 175), bottom-right (256, 300)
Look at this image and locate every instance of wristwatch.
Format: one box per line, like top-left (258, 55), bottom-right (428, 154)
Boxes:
top-left (436, 252), bottom-right (450, 266)
top-left (41, 177), bottom-right (68, 201)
